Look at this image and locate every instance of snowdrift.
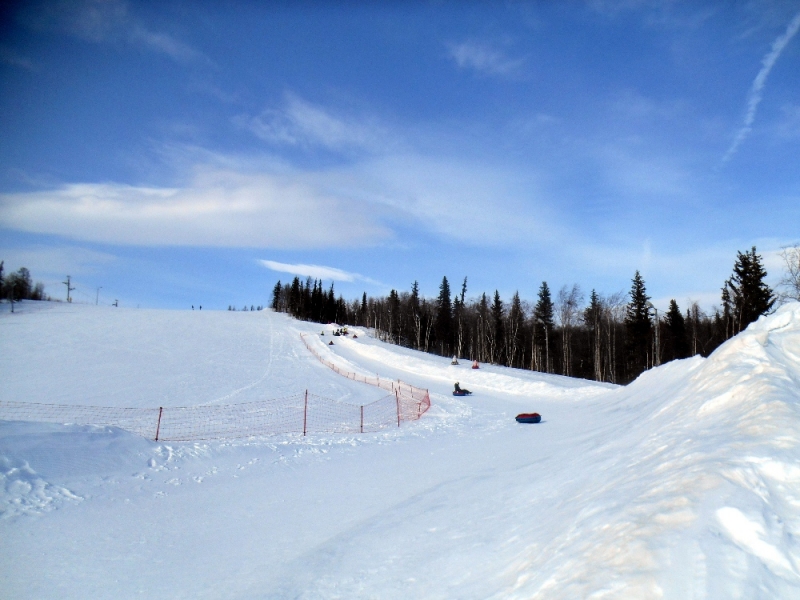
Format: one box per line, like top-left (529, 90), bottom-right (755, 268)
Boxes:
top-left (0, 302), bottom-right (799, 598)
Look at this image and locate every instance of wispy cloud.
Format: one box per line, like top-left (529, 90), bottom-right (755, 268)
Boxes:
top-left (0, 171), bottom-right (388, 249)
top-left (0, 147), bottom-right (559, 252)
top-left (446, 41), bottom-right (524, 76)
top-left (723, 10), bottom-right (800, 163)
top-left (0, 245), bottom-right (116, 278)
top-left (259, 260), bottom-right (380, 285)
top-left (129, 26), bottom-right (205, 63)
top-left (0, 46), bottom-right (38, 71)
top-left (19, 0), bottom-right (205, 64)
top-left (346, 154), bottom-right (550, 246)
top-left (235, 94), bottom-right (393, 153)
top-left (773, 103), bottom-right (800, 139)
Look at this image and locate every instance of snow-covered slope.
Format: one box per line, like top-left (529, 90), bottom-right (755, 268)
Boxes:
top-left (1, 301), bottom-right (799, 599)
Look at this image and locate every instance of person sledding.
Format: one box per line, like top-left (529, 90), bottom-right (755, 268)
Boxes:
top-left (453, 382), bottom-right (471, 396)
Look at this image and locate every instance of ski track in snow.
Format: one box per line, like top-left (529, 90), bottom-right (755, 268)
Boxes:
top-left (1, 301), bottom-right (800, 598)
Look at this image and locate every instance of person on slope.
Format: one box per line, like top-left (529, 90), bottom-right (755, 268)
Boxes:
top-left (454, 382), bottom-right (471, 394)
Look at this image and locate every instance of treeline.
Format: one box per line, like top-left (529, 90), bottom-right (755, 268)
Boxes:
top-left (0, 262), bottom-right (48, 303)
top-left (271, 246), bottom-right (779, 384)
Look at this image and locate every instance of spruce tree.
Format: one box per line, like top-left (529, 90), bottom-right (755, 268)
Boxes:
top-left (584, 289), bottom-right (603, 381)
top-left (388, 289), bottom-right (400, 342)
top-left (453, 277), bottom-right (468, 359)
top-left (624, 270), bottom-right (651, 377)
top-left (434, 276), bottom-right (452, 355)
top-left (491, 290), bottom-right (505, 364)
top-left (720, 284), bottom-right (733, 340)
top-left (726, 246), bottom-right (775, 334)
top-left (271, 281), bottom-right (282, 311)
top-left (360, 292), bottom-right (367, 326)
top-left (288, 277), bottom-right (301, 317)
top-left (664, 299), bottom-right (688, 360)
top-left (477, 292), bottom-right (489, 362)
top-left (408, 281), bottom-right (421, 349)
top-left (325, 283), bottom-right (336, 323)
top-left (534, 282), bottom-right (554, 372)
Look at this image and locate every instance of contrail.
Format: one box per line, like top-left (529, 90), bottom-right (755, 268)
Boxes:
top-left (722, 10), bottom-right (800, 163)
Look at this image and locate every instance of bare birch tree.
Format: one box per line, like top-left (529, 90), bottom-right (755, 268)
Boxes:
top-left (557, 284), bottom-right (583, 377)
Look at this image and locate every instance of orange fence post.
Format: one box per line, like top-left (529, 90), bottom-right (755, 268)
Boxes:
top-left (395, 390), bottom-right (400, 427)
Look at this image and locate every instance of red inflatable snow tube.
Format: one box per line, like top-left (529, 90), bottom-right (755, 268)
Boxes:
top-left (515, 412), bottom-right (541, 424)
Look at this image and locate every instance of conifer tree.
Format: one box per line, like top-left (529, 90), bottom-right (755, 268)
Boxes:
top-left (584, 289), bottom-right (603, 381)
top-left (720, 284), bottom-right (733, 340)
top-left (408, 281), bottom-right (421, 349)
top-left (360, 292), bottom-right (367, 326)
top-left (455, 277), bottom-right (468, 358)
top-left (271, 281), bottom-right (282, 310)
top-left (388, 289), bottom-right (400, 343)
top-left (476, 292), bottom-right (489, 362)
top-left (288, 277), bottom-right (301, 316)
top-left (434, 276), bottom-right (452, 355)
top-left (534, 282), bottom-right (554, 372)
top-left (624, 270), bottom-right (651, 377)
top-left (490, 290), bottom-right (505, 364)
top-left (325, 283), bottom-right (336, 323)
top-left (664, 299), bottom-right (688, 360)
top-left (726, 246), bottom-right (775, 334)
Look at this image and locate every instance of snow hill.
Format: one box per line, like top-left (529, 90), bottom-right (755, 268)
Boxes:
top-left (1, 301), bottom-right (799, 599)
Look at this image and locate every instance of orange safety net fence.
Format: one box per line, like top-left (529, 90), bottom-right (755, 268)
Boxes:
top-left (0, 335), bottom-right (430, 441)
top-left (300, 333), bottom-right (431, 419)
top-left (0, 390), bottom-right (421, 442)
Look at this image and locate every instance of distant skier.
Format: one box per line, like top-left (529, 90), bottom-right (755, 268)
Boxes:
top-left (451, 355), bottom-right (459, 365)
top-left (472, 360), bottom-right (480, 369)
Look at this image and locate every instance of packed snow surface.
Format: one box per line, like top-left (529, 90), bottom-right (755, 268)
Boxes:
top-left (1, 301), bottom-right (799, 599)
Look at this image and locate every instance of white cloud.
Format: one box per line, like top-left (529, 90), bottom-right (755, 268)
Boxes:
top-left (20, 0), bottom-right (204, 64)
top-left (446, 41), bottom-right (524, 76)
top-left (0, 149), bottom-right (561, 252)
top-left (236, 94), bottom-right (393, 153)
top-left (774, 103), bottom-right (800, 139)
top-left (344, 154), bottom-right (551, 246)
top-left (597, 143), bottom-right (692, 198)
top-left (129, 26), bottom-right (204, 63)
top-left (0, 245), bottom-right (116, 277)
top-left (258, 260), bottom-right (379, 284)
top-left (0, 170), bottom-right (389, 249)
top-left (723, 10), bottom-right (800, 163)
top-left (0, 46), bottom-right (38, 71)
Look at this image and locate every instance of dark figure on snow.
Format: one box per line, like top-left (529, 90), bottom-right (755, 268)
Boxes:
top-left (454, 382), bottom-right (470, 394)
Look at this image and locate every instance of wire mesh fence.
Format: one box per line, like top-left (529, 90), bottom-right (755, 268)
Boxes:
top-left (0, 389), bottom-right (423, 441)
top-left (300, 333), bottom-right (432, 414)
top-left (0, 333), bottom-right (431, 441)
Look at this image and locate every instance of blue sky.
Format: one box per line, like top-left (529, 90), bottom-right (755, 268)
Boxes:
top-left (1, 1), bottom-right (799, 311)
